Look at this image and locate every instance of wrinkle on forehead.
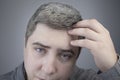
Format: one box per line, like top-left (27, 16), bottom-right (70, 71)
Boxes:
top-left (28, 23), bottom-right (79, 57)
top-left (29, 23), bottom-right (74, 49)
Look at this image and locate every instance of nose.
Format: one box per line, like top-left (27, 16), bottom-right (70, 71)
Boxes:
top-left (41, 56), bottom-right (57, 75)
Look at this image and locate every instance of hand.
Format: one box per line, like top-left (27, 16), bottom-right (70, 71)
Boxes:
top-left (68, 19), bottom-right (118, 72)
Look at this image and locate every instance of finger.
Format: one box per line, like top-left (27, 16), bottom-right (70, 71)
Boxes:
top-left (68, 28), bottom-right (99, 41)
top-left (70, 39), bottom-right (96, 50)
top-left (74, 19), bottom-right (106, 33)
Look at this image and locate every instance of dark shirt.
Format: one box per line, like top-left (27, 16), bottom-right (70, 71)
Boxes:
top-left (0, 64), bottom-right (26, 80)
top-left (0, 57), bottom-right (120, 80)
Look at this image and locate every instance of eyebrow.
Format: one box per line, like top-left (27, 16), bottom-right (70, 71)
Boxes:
top-left (32, 42), bottom-right (50, 48)
top-left (32, 42), bottom-right (75, 55)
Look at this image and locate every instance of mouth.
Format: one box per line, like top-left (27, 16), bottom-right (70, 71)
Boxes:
top-left (36, 76), bottom-right (46, 80)
top-left (36, 77), bottom-right (56, 80)
top-left (38, 78), bottom-right (46, 80)
top-left (36, 75), bottom-right (56, 80)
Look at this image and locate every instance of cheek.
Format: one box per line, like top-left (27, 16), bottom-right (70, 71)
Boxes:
top-left (24, 47), bottom-right (42, 79)
top-left (57, 62), bottom-right (75, 79)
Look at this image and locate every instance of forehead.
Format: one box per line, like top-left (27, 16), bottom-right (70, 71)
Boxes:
top-left (28, 23), bottom-right (75, 49)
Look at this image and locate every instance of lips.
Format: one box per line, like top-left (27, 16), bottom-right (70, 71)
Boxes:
top-left (36, 76), bottom-right (46, 80)
top-left (36, 77), bottom-right (56, 80)
top-left (35, 74), bottom-right (57, 80)
top-left (36, 76), bottom-right (54, 80)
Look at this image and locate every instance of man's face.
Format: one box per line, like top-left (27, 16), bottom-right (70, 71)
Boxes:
top-left (24, 23), bottom-right (79, 80)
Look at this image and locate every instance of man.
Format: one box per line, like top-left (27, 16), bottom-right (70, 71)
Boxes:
top-left (0, 2), bottom-right (120, 80)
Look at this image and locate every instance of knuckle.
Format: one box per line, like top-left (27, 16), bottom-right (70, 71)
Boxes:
top-left (90, 19), bottom-right (97, 23)
top-left (82, 28), bottom-right (89, 35)
top-left (77, 40), bottom-right (82, 44)
top-left (75, 28), bottom-right (81, 34)
top-left (82, 39), bottom-right (88, 45)
top-left (103, 28), bottom-right (110, 35)
top-left (82, 39), bottom-right (92, 48)
top-left (105, 29), bottom-right (110, 34)
top-left (85, 28), bottom-right (89, 33)
top-left (89, 19), bottom-right (98, 26)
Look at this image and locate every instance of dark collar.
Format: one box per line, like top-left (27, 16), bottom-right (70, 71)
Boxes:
top-left (14, 63), bottom-right (27, 80)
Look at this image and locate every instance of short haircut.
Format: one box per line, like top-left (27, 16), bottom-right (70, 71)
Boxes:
top-left (25, 2), bottom-right (82, 45)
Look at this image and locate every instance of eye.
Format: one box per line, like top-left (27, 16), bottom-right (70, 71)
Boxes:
top-left (34, 47), bottom-right (46, 55)
top-left (60, 52), bottom-right (73, 62)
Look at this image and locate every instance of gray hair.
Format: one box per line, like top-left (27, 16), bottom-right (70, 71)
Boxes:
top-left (25, 2), bottom-right (82, 44)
